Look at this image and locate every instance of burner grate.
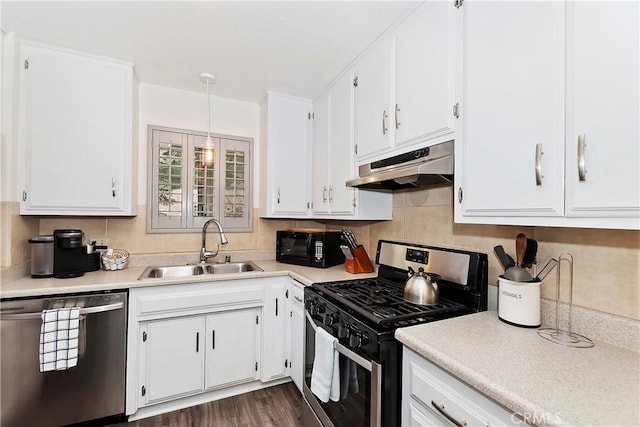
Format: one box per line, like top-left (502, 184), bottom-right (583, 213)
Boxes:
top-left (313, 278), bottom-right (467, 326)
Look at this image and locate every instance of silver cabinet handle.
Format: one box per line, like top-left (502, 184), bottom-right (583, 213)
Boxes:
top-left (1, 302), bottom-right (124, 320)
top-left (535, 143), bottom-right (543, 186)
top-left (328, 186), bottom-right (333, 203)
top-left (112, 177), bottom-right (116, 197)
top-left (578, 134), bottom-right (586, 181)
top-left (293, 295), bottom-right (303, 303)
top-left (382, 110), bottom-right (388, 135)
top-left (322, 186), bottom-right (327, 203)
top-left (196, 332), bottom-right (199, 352)
top-left (276, 188), bottom-right (280, 204)
top-left (431, 400), bottom-right (467, 427)
top-left (395, 104), bottom-right (400, 129)
top-left (212, 330), bottom-right (215, 350)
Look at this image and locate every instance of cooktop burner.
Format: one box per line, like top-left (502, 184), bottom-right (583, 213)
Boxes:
top-left (312, 278), bottom-right (467, 326)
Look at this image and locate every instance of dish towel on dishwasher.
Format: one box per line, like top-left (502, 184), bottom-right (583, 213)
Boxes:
top-left (310, 327), bottom-right (340, 403)
top-left (39, 308), bottom-right (80, 372)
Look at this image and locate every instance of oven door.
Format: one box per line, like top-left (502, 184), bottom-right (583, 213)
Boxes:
top-left (303, 311), bottom-right (382, 427)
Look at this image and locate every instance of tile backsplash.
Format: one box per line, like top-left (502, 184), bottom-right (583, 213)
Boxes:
top-left (3, 189), bottom-right (639, 320)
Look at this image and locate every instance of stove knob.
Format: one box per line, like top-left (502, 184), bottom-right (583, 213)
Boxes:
top-left (338, 324), bottom-right (350, 339)
top-left (322, 313), bottom-right (338, 326)
top-left (310, 303), bottom-right (325, 316)
top-left (349, 332), bottom-right (369, 348)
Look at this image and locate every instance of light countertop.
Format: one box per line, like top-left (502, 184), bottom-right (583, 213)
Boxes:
top-left (0, 260), bottom-right (377, 299)
top-left (395, 311), bottom-right (640, 427)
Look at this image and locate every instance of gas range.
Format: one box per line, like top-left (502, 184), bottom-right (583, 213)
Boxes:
top-left (303, 240), bottom-right (488, 426)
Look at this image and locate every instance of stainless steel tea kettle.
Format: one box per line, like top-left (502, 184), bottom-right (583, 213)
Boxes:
top-left (403, 266), bottom-right (440, 305)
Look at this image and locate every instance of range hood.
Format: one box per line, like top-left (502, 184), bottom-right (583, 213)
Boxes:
top-left (346, 140), bottom-right (454, 191)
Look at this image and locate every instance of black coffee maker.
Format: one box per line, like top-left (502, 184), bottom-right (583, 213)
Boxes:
top-left (53, 229), bottom-right (100, 278)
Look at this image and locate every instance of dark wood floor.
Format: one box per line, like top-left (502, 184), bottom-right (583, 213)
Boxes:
top-left (112, 383), bottom-right (305, 427)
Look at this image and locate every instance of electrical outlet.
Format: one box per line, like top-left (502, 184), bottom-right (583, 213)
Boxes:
top-left (90, 237), bottom-right (109, 247)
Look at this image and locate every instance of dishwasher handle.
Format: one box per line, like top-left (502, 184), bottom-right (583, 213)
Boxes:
top-left (0, 302), bottom-right (124, 320)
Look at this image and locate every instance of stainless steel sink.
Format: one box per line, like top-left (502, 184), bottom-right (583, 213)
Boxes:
top-left (203, 262), bottom-right (260, 274)
top-left (138, 261), bottom-right (262, 280)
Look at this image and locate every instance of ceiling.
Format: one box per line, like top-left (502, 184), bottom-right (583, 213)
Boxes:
top-left (1, 1), bottom-right (418, 103)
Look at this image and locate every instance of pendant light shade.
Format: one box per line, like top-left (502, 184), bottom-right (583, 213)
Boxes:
top-left (200, 72), bottom-right (216, 164)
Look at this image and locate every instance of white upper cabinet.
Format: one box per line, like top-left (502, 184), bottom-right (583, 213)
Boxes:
top-left (311, 92), bottom-right (331, 214)
top-left (311, 72), bottom-right (392, 220)
top-left (355, 1), bottom-right (457, 164)
top-left (259, 91), bottom-right (312, 218)
top-left (18, 41), bottom-right (137, 216)
top-left (564, 1), bottom-right (639, 219)
top-left (395, 1), bottom-right (456, 149)
top-left (456, 1), bottom-right (565, 216)
top-left (354, 36), bottom-right (395, 162)
top-left (454, 1), bottom-right (639, 229)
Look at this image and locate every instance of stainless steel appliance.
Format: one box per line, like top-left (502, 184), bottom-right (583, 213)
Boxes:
top-left (0, 291), bottom-right (127, 426)
top-left (345, 140), bottom-right (453, 191)
top-left (276, 229), bottom-right (345, 268)
top-left (53, 229), bottom-right (100, 278)
top-left (303, 240), bottom-right (488, 426)
top-left (28, 235), bottom-right (54, 278)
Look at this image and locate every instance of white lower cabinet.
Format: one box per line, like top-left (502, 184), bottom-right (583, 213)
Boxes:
top-left (402, 347), bottom-right (527, 427)
top-left (205, 309), bottom-right (260, 389)
top-left (126, 277), bottom-right (294, 419)
top-left (142, 316), bottom-right (206, 404)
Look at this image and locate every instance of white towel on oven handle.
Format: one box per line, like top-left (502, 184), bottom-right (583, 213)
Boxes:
top-left (310, 327), bottom-right (340, 403)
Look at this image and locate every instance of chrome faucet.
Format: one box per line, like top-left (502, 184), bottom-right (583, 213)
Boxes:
top-left (200, 218), bottom-right (229, 263)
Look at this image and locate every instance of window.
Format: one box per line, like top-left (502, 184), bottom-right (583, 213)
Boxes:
top-left (147, 125), bottom-right (253, 232)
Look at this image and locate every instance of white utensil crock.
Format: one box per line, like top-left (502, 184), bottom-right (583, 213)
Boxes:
top-left (497, 276), bottom-right (541, 328)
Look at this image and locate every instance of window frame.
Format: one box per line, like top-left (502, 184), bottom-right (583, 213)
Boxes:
top-left (146, 125), bottom-right (253, 233)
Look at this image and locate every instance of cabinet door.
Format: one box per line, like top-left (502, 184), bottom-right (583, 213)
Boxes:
top-left (141, 316), bottom-right (205, 405)
top-left (289, 282), bottom-right (305, 392)
top-left (205, 309), bottom-right (259, 389)
top-left (355, 36), bottom-right (394, 162)
top-left (19, 42), bottom-right (134, 215)
top-left (457, 1), bottom-right (565, 217)
top-left (312, 93), bottom-right (330, 214)
top-left (395, 1), bottom-right (456, 148)
top-left (565, 1), bottom-right (640, 217)
top-left (268, 93), bottom-right (311, 216)
top-left (261, 280), bottom-right (287, 381)
top-left (328, 72), bottom-right (356, 215)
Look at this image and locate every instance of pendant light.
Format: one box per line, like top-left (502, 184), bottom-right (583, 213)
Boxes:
top-left (200, 72), bottom-right (216, 165)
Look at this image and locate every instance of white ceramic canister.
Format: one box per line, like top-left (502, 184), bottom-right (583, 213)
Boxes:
top-left (497, 276), bottom-right (541, 328)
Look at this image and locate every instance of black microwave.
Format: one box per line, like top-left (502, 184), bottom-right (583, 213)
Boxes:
top-left (276, 230), bottom-right (345, 268)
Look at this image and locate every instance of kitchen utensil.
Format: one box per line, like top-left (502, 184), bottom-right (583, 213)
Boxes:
top-left (515, 233), bottom-right (527, 267)
top-left (340, 245), bottom-right (354, 260)
top-left (505, 233), bottom-right (533, 281)
top-left (493, 245), bottom-right (514, 271)
top-left (341, 229), bottom-right (357, 249)
top-left (522, 238), bottom-right (538, 268)
top-left (504, 265), bottom-right (533, 282)
top-left (534, 258), bottom-right (557, 281)
top-left (403, 266), bottom-right (440, 305)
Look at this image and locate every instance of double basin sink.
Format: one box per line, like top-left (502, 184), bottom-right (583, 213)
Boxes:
top-left (138, 261), bottom-right (262, 280)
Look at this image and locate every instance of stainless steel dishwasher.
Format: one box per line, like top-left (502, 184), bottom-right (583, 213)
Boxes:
top-left (0, 291), bottom-right (127, 427)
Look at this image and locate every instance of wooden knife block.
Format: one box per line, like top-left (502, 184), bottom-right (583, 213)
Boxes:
top-left (345, 245), bottom-right (375, 274)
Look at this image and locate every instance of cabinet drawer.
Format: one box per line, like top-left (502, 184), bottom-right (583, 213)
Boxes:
top-left (404, 347), bottom-right (524, 426)
top-left (291, 281), bottom-right (304, 306)
top-left (409, 360), bottom-right (487, 427)
top-left (134, 283), bottom-right (264, 317)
